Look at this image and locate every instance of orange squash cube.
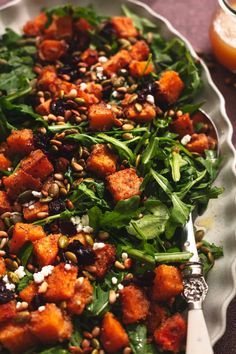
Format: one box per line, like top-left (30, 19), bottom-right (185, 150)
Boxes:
top-left (7, 129), bottom-right (34, 156)
top-left (0, 191), bottom-right (11, 214)
top-left (0, 153), bottom-right (11, 171)
top-left (85, 82), bottom-right (103, 99)
top-left (0, 322), bottom-right (37, 354)
top-left (125, 102), bottom-right (156, 122)
top-left (111, 17), bottom-right (138, 38)
top-left (129, 40), bottom-right (150, 61)
top-left (33, 234), bottom-right (60, 267)
top-left (30, 303), bottom-right (72, 345)
top-left (44, 15), bottom-right (73, 39)
top-left (80, 48), bottom-right (98, 66)
top-left (152, 265), bottom-right (183, 301)
top-left (3, 169), bottom-right (42, 200)
top-left (94, 244), bottom-right (116, 279)
top-left (10, 222), bottom-right (46, 254)
top-left (23, 202), bottom-right (49, 221)
top-left (147, 303), bottom-right (168, 334)
top-left (129, 60), bottom-right (155, 77)
top-left (154, 313), bottom-right (187, 353)
top-left (103, 49), bottom-right (131, 76)
top-left (87, 144), bottom-right (117, 177)
top-left (155, 70), bottom-right (184, 105)
top-left (88, 102), bottom-right (115, 131)
top-left (101, 312), bottom-right (129, 353)
top-left (0, 257), bottom-right (6, 277)
top-left (21, 149), bottom-right (54, 181)
top-left (0, 301), bottom-right (16, 322)
top-left (120, 285), bottom-right (150, 324)
top-left (38, 39), bottom-right (68, 61)
top-left (77, 89), bottom-right (100, 105)
top-left (23, 12), bottom-right (48, 37)
top-left (106, 168), bottom-right (143, 202)
top-left (67, 277), bottom-right (93, 315)
top-left (35, 99), bottom-right (52, 116)
top-left (186, 133), bottom-right (210, 154)
top-left (170, 113), bottom-right (194, 138)
top-left (44, 263), bottom-right (77, 302)
top-left (19, 282), bottom-right (38, 304)
top-left (37, 65), bottom-right (57, 91)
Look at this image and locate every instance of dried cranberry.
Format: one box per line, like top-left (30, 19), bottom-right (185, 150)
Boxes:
top-left (57, 64), bottom-right (80, 81)
top-left (59, 143), bottom-right (77, 158)
top-left (66, 240), bottom-right (96, 266)
top-left (33, 132), bottom-right (50, 153)
top-left (137, 82), bottom-right (157, 103)
top-left (99, 22), bottom-right (116, 40)
top-left (50, 98), bottom-right (66, 116)
top-left (0, 281), bottom-right (15, 304)
top-left (48, 199), bottom-right (66, 215)
top-left (133, 270), bottom-right (155, 287)
top-left (58, 220), bottom-right (77, 236)
top-left (31, 294), bottom-right (46, 310)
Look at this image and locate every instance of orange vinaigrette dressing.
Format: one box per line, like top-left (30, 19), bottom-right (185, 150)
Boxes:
top-left (209, 1), bottom-right (236, 71)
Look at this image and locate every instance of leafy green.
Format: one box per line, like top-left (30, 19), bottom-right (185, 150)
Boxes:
top-left (98, 133), bottom-right (135, 163)
top-left (169, 151), bottom-right (187, 182)
top-left (19, 242), bottom-right (33, 267)
top-left (127, 324), bottom-right (157, 354)
top-left (85, 283), bottom-right (109, 317)
top-left (122, 5), bottom-right (156, 31)
top-left (37, 347), bottom-right (69, 354)
top-left (17, 270), bottom-right (33, 292)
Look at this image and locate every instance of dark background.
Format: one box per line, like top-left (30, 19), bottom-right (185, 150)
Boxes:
top-left (143, 0), bottom-right (236, 353)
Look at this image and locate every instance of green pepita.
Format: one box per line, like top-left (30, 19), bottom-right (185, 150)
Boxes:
top-left (65, 251), bottom-right (77, 264)
top-left (58, 236), bottom-right (69, 249)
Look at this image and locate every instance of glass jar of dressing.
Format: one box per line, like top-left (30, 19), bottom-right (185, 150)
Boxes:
top-left (209, 0), bottom-right (236, 71)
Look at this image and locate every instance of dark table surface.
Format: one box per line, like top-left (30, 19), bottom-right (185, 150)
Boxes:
top-left (143, 0), bottom-right (236, 353)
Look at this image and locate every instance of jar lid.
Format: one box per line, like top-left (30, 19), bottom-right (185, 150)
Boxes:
top-left (219, 0), bottom-right (236, 15)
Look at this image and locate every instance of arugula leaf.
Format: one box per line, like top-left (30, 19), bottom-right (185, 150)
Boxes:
top-left (171, 193), bottom-right (192, 224)
top-left (19, 242), bottom-right (33, 267)
top-left (69, 318), bottom-right (83, 347)
top-left (66, 133), bottom-right (101, 146)
top-left (121, 5), bottom-right (156, 31)
top-left (98, 133), bottom-right (135, 163)
top-left (169, 151), bottom-right (187, 182)
top-left (127, 324), bottom-right (157, 354)
top-left (37, 347), bottom-right (69, 354)
top-left (85, 283), bottom-right (109, 317)
top-left (17, 270), bottom-right (33, 292)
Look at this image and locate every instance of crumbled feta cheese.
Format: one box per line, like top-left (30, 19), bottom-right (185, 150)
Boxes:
top-left (28, 204), bottom-right (35, 210)
top-left (65, 264), bottom-right (72, 271)
top-left (83, 226), bottom-right (93, 233)
top-left (6, 283), bottom-right (15, 291)
top-left (76, 277), bottom-right (84, 287)
top-left (106, 104), bottom-right (112, 109)
top-left (81, 214), bottom-right (89, 227)
top-left (16, 302), bottom-right (22, 310)
top-left (38, 306), bottom-right (46, 312)
top-left (7, 167), bottom-right (13, 172)
top-left (16, 301), bottom-right (28, 310)
top-left (80, 82), bottom-right (87, 91)
top-left (181, 134), bottom-right (192, 145)
top-left (96, 66), bottom-right (103, 73)
top-left (146, 94), bottom-right (155, 105)
top-left (93, 242), bottom-right (105, 251)
top-left (2, 275), bottom-right (8, 283)
top-left (14, 266), bottom-right (26, 279)
top-left (121, 252), bottom-right (128, 261)
top-left (32, 191), bottom-right (42, 198)
top-left (76, 224), bottom-right (83, 232)
top-left (117, 284), bottom-right (124, 290)
top-left (71, 216), bottom-right (81, 225)
top-left (33, 272), bottom-right (44, 284)
top-left (98, 56), bottom-right (108, 63)
top-left (111, 277), bottom-right (118, 285)
top-left (41, 265), bottom-right (54, 277)
top-left (112, 91), bottom-right (118, 98)
top-left (22, 200), bottom-right (35, 208)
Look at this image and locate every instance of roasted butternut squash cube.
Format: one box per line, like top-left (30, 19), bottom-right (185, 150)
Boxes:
top-left (23, 12), bottom-right (48, 37)
top-left (7, 129), bottom-right (34, 156)
top-left (111, 17), bottom-right (138, 38)
top-left (75, 18), bottom-right (92, 32)
top-left (3, 169), bottom-right (42, 200)
top-left (87, 144), bottom-right (117, 177)
top-left (80, 48), bottom-right (98, 66)
top-left (10, 222), bottom-right (46, 254)
top-left (88, 103), bottom-right (115, 131)
top-left (37, 65), bottom-right (57, 91)
top-left (170, 113), bottom-right (194, 138)
top-left (154, 313), bottom-right (187, 353)
top-left (103, 49), bottom-right (131, 76)
top-left (129, 40), bottom-right (150, 61)
top-left (67, 277), bottom-right (93, 315)
top-left (106, 168), bottom-right (143, 202)
top-left (77, 89), bottom-right (100, 105)
top-left (85, 82), bottom-right (103, 99)
top-left (44, 15), bottom-right (73, 39)
top-left (129, 60), bottom-right (155, 77)
top-left (0, 153), bottom-right (11, 171)
top-left (35, 99), bottom-right (52, 116)
top-left (0, 257), bottom-right (6, 277)
top-left (38, 39), bottom-right (68, 61)
top-left (155, 70), bottom-right (184, 105)
top-left (152, 265), bottom-right (183, 301)
top-left (19, 282), bottom-right (38, 304)
top-left (30, 303), bottom-right (72, 345)
top-left (101, 312), bottom-right (129, 353)
top-left (44, 263), bottom-right (77, 302)
top-left (0, 191), bottom-right (11, 214)
top-left (69, 232), bottom-right (87, 246)
top-left (125, 102), bottom-right (156, 122)
top-left (0, 301), bottom-right (16, 322)
top-left (33, 234), bottom-right (60, 267)
top-left (0, 322), bottom-right (37, 354)
top-left (147, 303), bottom-right (167, 334)
top-left (94, 244), bottom-right (116, 279)
top-left (186, 133), bottom-right (210, 154)
top-left (23, 201), bottom-right (49, 221)
top-left (21, 149), bottom-right (54, 181)
top-left (120, 285), bottom-right (150, 324)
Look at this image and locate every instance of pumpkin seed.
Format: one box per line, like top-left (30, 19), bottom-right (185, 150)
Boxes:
top-left (208, 251), bottom-right (215, 264)
top-left (128, 84), bottom-right (138, 93)
top-left (122, 133), bottom-right (133, 140)
top-left (18, 190), bottom-right (33, 204)
top-left (92, 350), bottom-right (99, 354)
top-left (112, 76), bottom-right (126, 88)
top-left (195, 229), bottom-right (205, 242)
top-left (5, 258), bottom-right (18, 271)
top-left (0, 212), bottom-right (11, 219)
top-left (91, 338), bottom-right (100, 349)
top-left (58, 236), bottom-right (69, 249)
top-left (65, 251), bottom-right (77, 264)
top-left (114, 261), bottom-right (125, 270)
top-left (15, 311), bottom-right (30, 323)
top-left (8, 271), bottom-right (19, 283)
top-left (82, 270), bottom-right (95, 281)
top-left (60, 188), bottom-right (68, 196)
top-left (40, 196), bottom-right (53, 203)
top-left (75, 97), bottom-right (85, 105)
top-left (98, 231), bottom-right (110, 240)
top-left (3, 217), bottom-right (11, 228)
top-left (85, 234), bottom-right (94, 246)
top-left (128, 93), bottom-right (138, 104)
top-left (118, 38), bottom-right (131, 48)
top-left (122, 124), bottom-right (134, 131)
top-left (48, 183), bottom-right (60, 198)
top-left (10, 213), bottom-right (22, 224)
top-left (135, 103), bottom-right (143, 113)
top-left (135, 154), bottom-right (141, 168)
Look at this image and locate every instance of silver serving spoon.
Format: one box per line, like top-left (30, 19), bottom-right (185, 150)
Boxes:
top-left (182, 109), bottom-right (219, 354)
